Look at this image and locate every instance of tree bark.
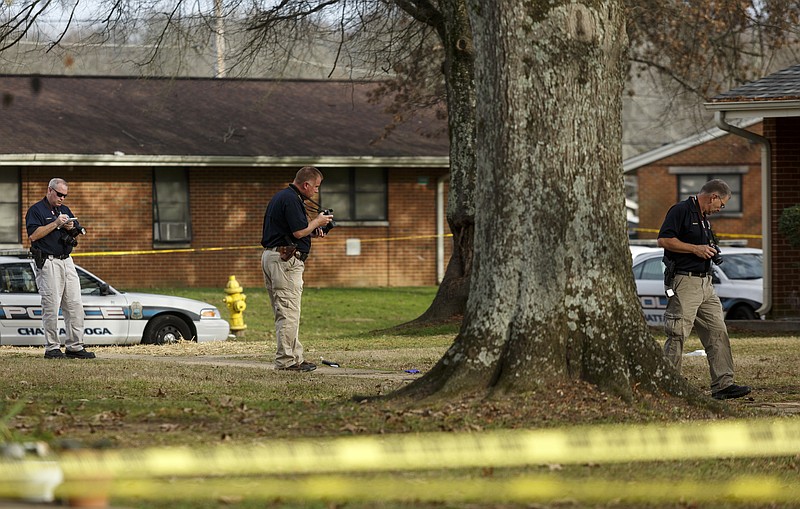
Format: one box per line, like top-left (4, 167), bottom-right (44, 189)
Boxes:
top-left (402, 0), bottom-right (475, 325)
top-left (398, 0), bottom-right (691, 401)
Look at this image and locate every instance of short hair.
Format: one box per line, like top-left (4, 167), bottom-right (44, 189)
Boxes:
top-left (294, 166), bottom-right (323, 184)
top-left (700, 179), bottom-right (731, 198)
top-left (48, 177), bottom-right (68, 189)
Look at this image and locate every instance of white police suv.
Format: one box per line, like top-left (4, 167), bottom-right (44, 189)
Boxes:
top-left (631, 246), bottom-right (763, 326)
top-left (0, 254), bottom-right (229, 346)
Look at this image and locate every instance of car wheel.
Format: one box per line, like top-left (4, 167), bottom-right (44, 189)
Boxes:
top-left (726, 305), bottom-right (758, 321)
top-left (142, 315), bottom-right (192, 345)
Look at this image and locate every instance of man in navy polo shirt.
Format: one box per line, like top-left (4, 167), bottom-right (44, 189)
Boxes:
top-left (657, 179), bottom-right (749, 400)
top-left (261, 167), bottom-right (333, 372)
top-left (25, 178), bottom-right (95, 359)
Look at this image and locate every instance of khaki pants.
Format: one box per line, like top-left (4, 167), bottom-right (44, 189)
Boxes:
top-left (35, 257), bottom-right (85, 352)
top-left (261, 249), bottom-right (305, 368)
top-left (663, 274), bottom-right (734, 392)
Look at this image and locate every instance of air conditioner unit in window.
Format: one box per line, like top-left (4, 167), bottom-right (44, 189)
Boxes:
top-left (158, 222), bottom-right (188, 241)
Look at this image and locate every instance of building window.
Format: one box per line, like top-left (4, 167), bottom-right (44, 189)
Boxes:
top-left (0, 168), bottom-right (21, 246)
top-left (153, 168), bottom-right (192, 244)
top-left (321, 168), bottom-right (387, 221)
top-left (678, 174), bottom-right (742, 213)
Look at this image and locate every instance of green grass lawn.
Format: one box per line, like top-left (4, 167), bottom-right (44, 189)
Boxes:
top-left (131, 286), bottom-right (450, 344)
top-left (2, 287), bottom-right (800, 509)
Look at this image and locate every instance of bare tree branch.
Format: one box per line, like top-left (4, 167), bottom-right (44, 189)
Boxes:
top-left (1, 0), bottom-right (53, 52)
top-left (393, 0), bottom-right (443, 33)
top-left (47, 0), bottom-right (80, 52)
top-left (248, 0), bottom-right (342, 32)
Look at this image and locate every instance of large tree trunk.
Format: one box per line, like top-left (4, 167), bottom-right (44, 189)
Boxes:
top-left (399, 0), bottom-right (690, 400)
top-left (412, 221), bottom-right (472, 323)
top-left (404, 0), bottom-right (475, 325)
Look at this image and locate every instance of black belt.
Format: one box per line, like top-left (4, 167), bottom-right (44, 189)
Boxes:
top-left (45, 254), bottom-right (70, 260)
top-left (265, 246), bottom-right (309, 262)
top-left (676, 270), bottom-right (709, 278)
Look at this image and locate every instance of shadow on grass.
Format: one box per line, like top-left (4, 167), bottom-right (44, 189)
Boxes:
top-left (372, 317), bottom-right (461, 337)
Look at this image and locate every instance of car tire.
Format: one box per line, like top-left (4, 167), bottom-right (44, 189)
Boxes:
top-left (726, 305), bottom-right (758, 321)
top-left (142, 315), bottom-right (192, 345)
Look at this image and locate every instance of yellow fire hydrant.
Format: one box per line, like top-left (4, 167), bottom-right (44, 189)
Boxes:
top-left (223, 275), bottom-right (247, 336)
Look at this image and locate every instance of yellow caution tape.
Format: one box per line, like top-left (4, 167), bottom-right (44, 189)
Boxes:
top-left (0, 418), bottom-right (797, 481)
top-left (37, 474), bottom-right (799, 503)
top-left (70, 226), bottom-right (761, 258)
top-left (634, 227), bottom-right (762, 239)
top-left (68, 225), bottom-right (759, 259)
top-left (72, 234), bottom-right (454, 258)
top-left (71, 245), bottom-right (257, 257)
top-left (2, 472), bottom-right (799, 503)
top-left (3, 419), bottom-right (800, 503)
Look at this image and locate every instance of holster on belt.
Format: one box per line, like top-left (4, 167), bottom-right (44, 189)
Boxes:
top-left (663, 255), bottom-right (676, 288)
top-left (278, 245), bottom-right (297, 261)
top-left (30, 246), bottom-right (46, 270)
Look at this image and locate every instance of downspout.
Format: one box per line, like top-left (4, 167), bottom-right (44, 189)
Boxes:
top-left (436, 175), bottom-right (448, 284)
top-left (714, 111), bottom-right (772, 317)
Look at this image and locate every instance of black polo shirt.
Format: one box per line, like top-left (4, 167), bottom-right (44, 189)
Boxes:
top-left (657, 196), bottom-right (712, 273)
top-left (261, 185), bottom-right (311, 254)
top-left (25, 197), bottom-right (80, 257)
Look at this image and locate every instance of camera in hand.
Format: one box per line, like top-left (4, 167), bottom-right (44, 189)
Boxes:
top-left (320, 209), bottom-right (336, 235)
top-left (710, 243), bottom-right (723, 265)
top-left (61, 225), bottom-right (87, 247)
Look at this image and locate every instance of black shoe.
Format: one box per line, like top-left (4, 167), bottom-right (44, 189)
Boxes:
top-left (278, 361), bottom-right (316, 372)
top-left (65, 348), bottom-right (96, 359)
top-left (44, 349), bottom-right (65, 359)
top-left (712, 384), bottom-right (752, 400)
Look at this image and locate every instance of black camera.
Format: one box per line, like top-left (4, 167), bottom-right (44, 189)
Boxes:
top-left (710, 243), bottom-right (723, 265)
top-left (320, 209), bottom-right (336, 235)
top-left (61, 225), bottom-right (87, 247)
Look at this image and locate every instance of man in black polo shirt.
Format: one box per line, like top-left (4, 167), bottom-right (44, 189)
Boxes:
top-left (657, 179), bottom-right (749, 400)
top-left (25, 178), bottom-right (95, 359)
top-left (261, 167), bottom-right (333, 372)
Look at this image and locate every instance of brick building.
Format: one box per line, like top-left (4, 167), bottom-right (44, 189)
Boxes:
top-left (624, 120), bottom-right (764, 248)
top-left (0, 75), bottom-right (451, 289)
top-left (705, 64), bottom-right (800, 319)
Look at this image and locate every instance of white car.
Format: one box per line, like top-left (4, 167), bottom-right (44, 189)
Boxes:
top-left (631, 246), bottom-right (763, 326)
top-left (0, 255), bottom-right (230, 346)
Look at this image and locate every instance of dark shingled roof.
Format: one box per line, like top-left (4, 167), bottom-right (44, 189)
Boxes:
top-left (0, 75), bottom-right (448, 158)
top-left (709, 64), bottom-right (800, 103)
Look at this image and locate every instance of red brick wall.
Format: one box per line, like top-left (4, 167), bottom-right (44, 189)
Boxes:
top-left (635, 124), bottom-right (763, 248)
top-left (766, 117), bottom-right (800, 318)
top-left (20, 166), bottom-right (449, 289)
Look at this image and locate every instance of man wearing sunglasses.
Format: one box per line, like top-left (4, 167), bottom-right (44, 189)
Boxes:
top-left (657, 179), bottom-right (749, 400)
top-left (25, 178), bottom-right (95, 360)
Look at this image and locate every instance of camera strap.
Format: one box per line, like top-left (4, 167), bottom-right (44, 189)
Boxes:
top-left (691, 195), bottom-right (718, 269)
top-left (691, 196), bottom-right (711, 245)
top-left (304, 195), bottom-right (325, 214)
top-left (288, 183), bottom-right (325, 214)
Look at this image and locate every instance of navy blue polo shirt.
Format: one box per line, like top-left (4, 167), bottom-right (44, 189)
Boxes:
top-left (25, 197), bottom-right (81, 257)
top-left (261, 185), bottom-right (311, 254)
top-left (657, 197), bottom-right (712, 273)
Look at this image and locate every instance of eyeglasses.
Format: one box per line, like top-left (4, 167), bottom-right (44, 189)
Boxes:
top-left (714, 195), bottom-right (725, 209)
top-left (50, 188), bottom-right (67, 198)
